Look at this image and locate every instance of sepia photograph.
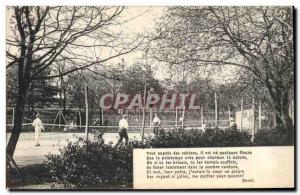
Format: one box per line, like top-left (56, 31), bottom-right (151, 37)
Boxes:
top-left (5, 5), bottom-right (295, 190)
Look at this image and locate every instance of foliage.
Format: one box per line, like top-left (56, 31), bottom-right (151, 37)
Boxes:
top-left (150, 6), bottom-right (294, 139)
top-left (6, 66), bottom-right (18, 106)
top-left (6, 6), bottom-right (143, 157)
top-left (7, 163), bottom-right (54, 188)
top-left (149, 128), bottom-right (252, 148)
top-left (253, 129), bottom-right (289, 146)
top-left (121, 63), bottom-right (164, 95)
top-left (44, 137), bottom-right (150, 188)
top-left (6, 64), bottom-right (58, 110)
top-left (27, 69), bottom-right (59, 112)
top-left (44, 126), bottom-right (292, 188)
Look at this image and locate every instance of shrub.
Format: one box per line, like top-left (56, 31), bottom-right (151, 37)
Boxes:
top-left (44, 127), bottom-right (288, 188)
top-left (253, 129), bottom-right (288, 146)
top-left (44, 138), bottom-right (149, 188)
top-left (149, 128), bottom-right (252, 148)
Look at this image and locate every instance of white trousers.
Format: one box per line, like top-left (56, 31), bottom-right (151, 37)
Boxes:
top-left (34, 129), bottom-right (41, 145)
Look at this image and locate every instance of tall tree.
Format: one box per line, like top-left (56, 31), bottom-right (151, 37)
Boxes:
top-left (26, 68), bottom-right (59, 113)
top-left (6, 6), bottom-right (143, 156)
top-left (6, 59), bottom-right (59, 114)
top-left (150, 6), bottom-right (294, 143)
top-left (121, 63), bottom-right (163, 95)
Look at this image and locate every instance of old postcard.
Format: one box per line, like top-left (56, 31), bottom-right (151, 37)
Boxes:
top-left (6, 5), bottom-right (295, 190)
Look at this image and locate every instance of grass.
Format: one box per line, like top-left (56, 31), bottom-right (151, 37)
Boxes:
top-left (7, 163), bottom-right (55, 189)
top-left (7, 162), bottom-right (133, 190)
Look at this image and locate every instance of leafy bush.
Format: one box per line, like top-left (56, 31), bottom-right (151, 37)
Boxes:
top-left (253, 129), bottom-right (288, 146)
top-left (44, 127), bottom-right (289, 188)
top-left (44, 138), bottom-right (149, 188)
top-left (149, 128), bottom-right (253, 148)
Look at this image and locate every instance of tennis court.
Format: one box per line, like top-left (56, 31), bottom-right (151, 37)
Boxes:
top-left (6, 132), bottom-right (147, 166)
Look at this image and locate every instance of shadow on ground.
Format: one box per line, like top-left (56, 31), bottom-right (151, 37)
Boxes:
top-left (7, 163), bottom-right (54, 189)
top-left (7, 163), bottom-right (133, 190)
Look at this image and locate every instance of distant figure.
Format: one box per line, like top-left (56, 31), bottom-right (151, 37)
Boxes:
top-left (64, 119), bottom-right (76, 132)
top-left (32, 114), bottom-right (45, 146)
top-left (202, 122), bottom-right (206, 131)
top-left (152, 113), bottom-right (161, 134)
top-left (116, 114), bottom-right (129, 146)
top-left (179, 115), bottom-right (184, 123)
top-left (135, 115), bottom-right (139, 122)
top-left (201, 118), bottom-right (207, 131)
top-left (93, 118), bottom-right (100, 125)
top-left (229, 117), bottom-right (235, 127)
top-left (231, 122), bottom-right (237, 131)
top-left (69, 120), bottom-right (76, 131)
top-left (229, 117), bottom-right (237, 130)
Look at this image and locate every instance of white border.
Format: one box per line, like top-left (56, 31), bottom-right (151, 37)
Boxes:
top-left (1, 1), bottom-right (298, 195)
top-left (2, 0), bottom-right (299, 6)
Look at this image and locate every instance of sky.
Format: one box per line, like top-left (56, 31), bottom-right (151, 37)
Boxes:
top-left (6, 6), bottom-right (166, 74)
top-left (120, 6), bottom-right (165, 34)
top-left (114, 6), bottom-right (240, 84)
top-left (111, 6), bottom-right (169, 79)
top-left (6, 6), bottom-right (239, 84)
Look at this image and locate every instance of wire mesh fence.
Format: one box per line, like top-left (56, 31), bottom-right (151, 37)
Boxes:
top-left (6, 107), bottom-right (230, 132)
top-left (6, 105), bottom-right (280, 135)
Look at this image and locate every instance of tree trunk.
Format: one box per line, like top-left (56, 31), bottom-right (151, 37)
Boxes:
top-left (59, 90), bottom-right (62, 109)
top-left (29, 99), bottom-right (34, 116)
top-left (6, 82), bottom-right (29, 157)
top-left (267, 86), bottom-right (294, 144)
top-left (63, 88), bottom-right (67, 115)
top-left (282, 103), bottom-right (294, 144)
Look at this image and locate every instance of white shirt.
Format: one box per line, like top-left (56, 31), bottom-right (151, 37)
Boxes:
top-left (152, 116), bottom-right (161, 125)
top-left (32, 118), bottom-right (44, 132)
top-left (179, 116), bottom-right (183, 122)
top-left (119, 118), bottom-right (129, 129)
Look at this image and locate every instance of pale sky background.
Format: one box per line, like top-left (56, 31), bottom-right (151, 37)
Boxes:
top-left (111, 6), bottom-right (239, 84)
top-left (121, 6), bottom-right (165, 34)
top-left (115, 6), bottom-right (239, 84)
top-left (2, 1), bottom-right (299, 193)
top-left (6, 6), bottom-right (167, 76)
top-left (6, 6), bottom-right (239, 84)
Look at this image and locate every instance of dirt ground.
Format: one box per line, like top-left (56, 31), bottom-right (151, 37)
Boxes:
top-left (6, 132), bottom-right (147, 167)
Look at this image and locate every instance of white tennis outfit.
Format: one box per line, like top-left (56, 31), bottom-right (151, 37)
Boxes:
top-left (32, 118), bottom-right (44, 145)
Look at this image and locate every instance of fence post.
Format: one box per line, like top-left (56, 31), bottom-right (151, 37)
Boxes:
top-left (228, 105), bottom-right (231, 127)
top-left (79, 110), bottom-right (82, 129)
top-left (58, 110), bottom-right (61, 129)
top-left (141, 83), bottom-right (147, 140)
top-left (138, 109), bottom-right (141, 126)
top-left (214, 92), bottom-right (218, 128)
top-left (175, 107), bottom-right (178, 126)
top-left (252, 97), bottom-right (255, 142)
top-left (101, 108), bottom-right (104, 126)
top-left (12, 108), bottom-right (15, 126)
top-left (85, 84), bottom-right (89, 140)
top-left (240, 98), bottom-right (243, 132)
top-left (149, 108), bottom-right (152, 127)
top-left (181, 106), bottom-right (185, 129)
top-left (201, 106), bottom-right (204, 130)
top-left (258, 100), bottom-right (262, 130)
